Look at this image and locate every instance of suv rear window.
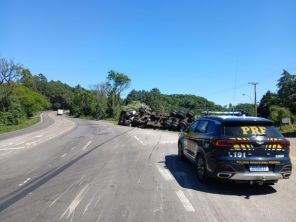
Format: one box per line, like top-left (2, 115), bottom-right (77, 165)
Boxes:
top-left (223, 123), bottom-right (283, 138)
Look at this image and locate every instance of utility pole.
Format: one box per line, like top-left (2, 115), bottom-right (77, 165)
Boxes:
top-left (248, 82), bottom-right (258, 116)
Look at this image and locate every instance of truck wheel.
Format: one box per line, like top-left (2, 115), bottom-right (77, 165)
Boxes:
top-left (179, 119), bottom-right (188, 128)
top-left (170, 110), bottom-right (177, 117)
top-left (171, 122), bottom-right (178, 130)
top-left (163, 120), bottom-right (172, 129)
top-left (186, 111), bottom-right (195, 118)
top-left (177, 111), bottom-right (185, 119)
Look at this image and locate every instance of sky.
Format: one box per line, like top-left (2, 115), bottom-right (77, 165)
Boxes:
top-left (1, 0), bottom-right (295, 107)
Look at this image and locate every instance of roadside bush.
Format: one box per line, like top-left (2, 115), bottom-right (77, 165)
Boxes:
top-left (0, 102), bottom-right (26, 125)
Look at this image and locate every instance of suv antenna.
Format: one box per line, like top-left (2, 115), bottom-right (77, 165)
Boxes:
top-left (232, 60), bottom-right (239, 111)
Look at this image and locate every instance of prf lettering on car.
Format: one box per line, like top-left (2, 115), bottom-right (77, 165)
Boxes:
top-left (229, 126), bottom-right (284, 150)
top-left (241, 126), bottom-right (266, 135)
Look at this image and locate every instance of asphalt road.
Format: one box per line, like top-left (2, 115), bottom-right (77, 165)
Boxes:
top-left (0, 112), bottom-right (295, 222)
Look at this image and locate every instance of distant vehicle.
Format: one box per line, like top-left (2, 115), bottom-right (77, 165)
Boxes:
top-left (57, 109), bottom-right (63, 115)
top-left (178, 111), bottom-right (292, 185)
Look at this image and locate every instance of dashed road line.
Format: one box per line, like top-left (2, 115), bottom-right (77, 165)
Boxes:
top-left (157, 165), bottom-right (174, 180)
top-left (157, 164), bottom-right (195, 212)
top-left (0, 147), bottom-right (26, 151)
top-left (176, 190), bottom-right (195, 212)
top-left (19, 178), bottom-right (31, 186)
top-left (82, 141), bottom-right (92, 151)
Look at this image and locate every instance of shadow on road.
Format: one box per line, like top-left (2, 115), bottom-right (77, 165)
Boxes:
top-left (163, 154), bottom-right (277, 199)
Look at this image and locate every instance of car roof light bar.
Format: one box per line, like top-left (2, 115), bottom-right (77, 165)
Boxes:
top-left (201, 111), bottom-right (244, 116)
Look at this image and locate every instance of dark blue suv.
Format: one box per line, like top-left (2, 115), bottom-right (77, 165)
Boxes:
top-left (178, 111), bottom-right (292, 185)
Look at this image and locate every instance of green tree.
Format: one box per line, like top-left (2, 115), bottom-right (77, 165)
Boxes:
top-left (0, 57), bottom-right (23, 111)
top-left (90, 83), bottom-right (109, 119)
top-left (0, 84), bottom-right (50, 126)
top-left (10, 85), bottom-right (50, 116)
top-left (106, 70), bottom-right (131, 118)
top-left (147, 88), bottom-right (162, 112)
top-left (268, 105), bottom-right (292, 127)
top-left (19, 68), bottom-right (38, 91)
top-left (47, 80), bottom-right (74, 110)
top-left (235, 103), bottom-right (255, 116)
top-left (0, 101), bottom-right (26, 125)
top-left (277, 70), bottom-right (296, 113)
top-left (71, 88), bottom-right (95, 118)
top-left (126, 89), bottom-right (140, 104)
top-left (257, 91), bottom-right (279, 118)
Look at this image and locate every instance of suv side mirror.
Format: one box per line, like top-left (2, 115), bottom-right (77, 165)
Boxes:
top-left (180, 127), bottom-right (188, 133)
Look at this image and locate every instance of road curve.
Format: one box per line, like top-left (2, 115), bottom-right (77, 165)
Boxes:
top-left (0, 113), bottom-right (295, 222)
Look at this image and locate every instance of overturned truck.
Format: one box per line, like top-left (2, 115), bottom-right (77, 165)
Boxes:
top-left (118, 108), bottom-right (195, 131)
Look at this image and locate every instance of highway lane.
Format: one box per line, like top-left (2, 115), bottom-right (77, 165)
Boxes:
top-left (0, 112), bottom-right (74, 154)
top-left (0, 113), bottom-right (295, 222)
top-left (0, 111), bottom-right (55, 141)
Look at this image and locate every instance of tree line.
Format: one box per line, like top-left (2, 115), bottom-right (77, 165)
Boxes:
top-left (0, 56), bottom-right (295, 127)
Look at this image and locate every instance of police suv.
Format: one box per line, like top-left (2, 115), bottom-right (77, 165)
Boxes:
top-left (178, 111), bottom-right (292, 185)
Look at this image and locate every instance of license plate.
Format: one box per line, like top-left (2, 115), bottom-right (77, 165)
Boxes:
top-left (249, 165), bottom-right (269, 172)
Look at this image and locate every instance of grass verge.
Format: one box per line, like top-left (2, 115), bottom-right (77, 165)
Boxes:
top-left (0, 115), bottom-right (41, 134)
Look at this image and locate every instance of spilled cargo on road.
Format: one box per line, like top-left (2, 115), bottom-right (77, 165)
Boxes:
top-left (118, 108), bottom-right (195, 131)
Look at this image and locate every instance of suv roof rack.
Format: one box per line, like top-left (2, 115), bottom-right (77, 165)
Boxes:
top-left (201, 111), bottom-right (246, 116)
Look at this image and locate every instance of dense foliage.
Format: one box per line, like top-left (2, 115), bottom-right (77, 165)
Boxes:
top-left (0, 55), bottom-right (295, 129)
top-left (0, 84), bottom-right (50, 125)
top-left (257, 70), bottom-right (296, 124)
top-left (126, 89), bottom-right (225, 116)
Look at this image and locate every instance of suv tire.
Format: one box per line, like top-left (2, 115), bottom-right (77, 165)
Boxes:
top-left (196, 154), bottom-right (209, 183)
top-left (178, 142), bottom-right (185, 161)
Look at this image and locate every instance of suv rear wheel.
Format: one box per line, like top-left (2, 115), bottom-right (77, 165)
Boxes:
top-left (196, 155), bottom-right (209, 183)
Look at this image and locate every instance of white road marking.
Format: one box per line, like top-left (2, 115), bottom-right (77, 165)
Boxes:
top-left (83, 187), bottom-right (102, 215)
top-left (96, 209), bottom-right (104, 222)
top-left (35, 135), bottom-right (43, 138)
top-left (176, 190), bottom-right (195, 212)
top-left (94, 193), bottom-right (103, 208)
top-left (19, 178), bottom-right (31, 186)
top-left (49, 176), bottom-right (85, 208)
top-left (82, 141), bottom-right (92, 151)
top-left (0, 147), bottom-right (26, 151)
top-left (26, 142), bottom-right (36, 147)
top-left (133, 135), bottom-right (144, 143)
top-left (157, 165), bottom-right (174, 180)
top-left (60, 183), bottom-right (90, 220)
top-left (77, 176), bottom-right (85, 186)
top-left (61, 153), bottom-right (67, 157)
top-left (16, 142), bottom-right (25, 145)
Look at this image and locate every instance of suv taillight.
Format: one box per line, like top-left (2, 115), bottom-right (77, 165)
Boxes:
top-left (214, 140), bottom-right (237, 147)
top-left (282, 165), bottom-right (292, 171)
top-left (264, 140), bottom-right (290, 147)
